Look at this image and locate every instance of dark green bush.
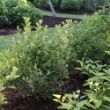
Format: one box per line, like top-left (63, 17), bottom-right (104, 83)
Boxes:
top-left (0, 0), bottom-right (8, 27)
top-left (51, 0), bottom-right (59, 8)
top-left (83, 0), bottom-right (95, 11)
top-left (60, 0), bottom-right (83, 10)
top-left (97, 0), bottom-right (106, 6)
top-left (66, 12), bottom-right (110, 61)
top-left (32, 0), bottom-right (110, 11)
top-left (33, 0), bottom-right (48, 8)
top-left (0, 19), bottom-right (69, 99)
top-left (54, 13), bottom-right (110, 108)
top-left (28, 0), bottom-right (34, 2)
top-left (95, 0), bottom-right (107, 7)
top-left (83, 0), bottom-right (108, 11)
top-left (33, 0), bottom-right (59, 9)
top-left (0, 0), bottom-right (41, 28)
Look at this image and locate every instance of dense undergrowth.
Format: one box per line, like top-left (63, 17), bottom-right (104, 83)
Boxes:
top-left (0, 0), bottom-right (41, 28)
top-left (54, 8), bottom-right (110, 110)
top-left (0, 7), bottom-right (110, 110)
top-left (29, 0), bottom-right (110, 11)
top-left (54, 56), bottom-right (110, 110)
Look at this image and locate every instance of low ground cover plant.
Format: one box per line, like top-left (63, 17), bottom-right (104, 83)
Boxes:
top-left (54, 53), bottom-right (110, 110)
top-left (0, 56), bottom-right (19, 106)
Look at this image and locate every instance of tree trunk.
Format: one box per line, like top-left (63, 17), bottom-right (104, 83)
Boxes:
top-left (48, 0), bottom-right (56, 16)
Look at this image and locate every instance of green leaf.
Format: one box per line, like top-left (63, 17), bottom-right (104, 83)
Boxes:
top-left (103, 96), bottom-right (110, 103)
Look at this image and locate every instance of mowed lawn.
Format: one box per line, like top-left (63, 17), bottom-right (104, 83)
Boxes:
top-left (0, 35), bottom-right (14, 51)
top-left (36, 8), bottom-right (83, 19)
top-left (0, 9), bottom-right (84, 51)
top-left (0, 7), bottom-right (85, 51)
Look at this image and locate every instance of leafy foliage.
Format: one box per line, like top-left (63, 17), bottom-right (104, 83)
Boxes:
top-left (0, 58), bottom-right (19, 106)
top-left (0, 18), bottom-right (69, 99)
top-left (54, 51), bottom-right (110, 110)
top-left (0, 0), bottom-right (41, 28)
top-left (67, 12), bottom-right (110, 61)
top-left (83, 0), bottom-right (95, 11)
top-left (54, 90), bottom-right (87, 110)
top-left (31, 0), bottom-right (110, 11)
top-left (1, 6), bottom-right (110, 108)
top-left (33, 0), bottom-right (59, 8)
top-left (60, 0), bottom-right (83, 10)
top-left (54, 10), bottom-right (110, 109)
top-left (0, 0), bottom-right (8, 26)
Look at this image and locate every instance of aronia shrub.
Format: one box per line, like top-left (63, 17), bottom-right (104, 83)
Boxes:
top-left (0, 0), bottom-right (41, 28)
top-left (67, 11), bottom-right (110, 61)
top-left (0, 18), bottom-right (69, 99)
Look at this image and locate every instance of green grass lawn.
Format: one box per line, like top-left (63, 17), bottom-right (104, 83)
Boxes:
top-left (0, 35), bottom-right (14, 51)
top-left (36, 8), bottom-right (83, 19)
top-left (0, 7), bottom-right (84, 51)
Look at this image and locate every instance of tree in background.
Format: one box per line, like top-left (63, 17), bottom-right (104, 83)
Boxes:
top-left (48, 0), bottom-right (56, 16)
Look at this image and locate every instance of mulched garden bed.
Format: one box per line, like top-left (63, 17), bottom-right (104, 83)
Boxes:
top-left (0, 16), bottom-right (81, 35)
top-left (43, 16), bottom-right (81, 27)
top-left (0, 27), bottom-right (17, 35)
top-left (55, 8), bottom-right (93, 15)
top-left (1, 74), bottom-right (85, 110)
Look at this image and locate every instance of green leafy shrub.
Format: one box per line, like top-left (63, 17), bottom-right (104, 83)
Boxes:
top-left (83, 0), bottom-right (108, 11)
top-left (0, 18), bottom-right (69, 99)
top-left (51, 0), bottom-right (60, 8)
top-left (0, 68), bottom-right (19, 106)
top-left (0, 0), bottom-right (8, 27)
top-left (54, 90), bottom-right (87, 110)
top-left (0, 50), bottom-right (19, 106)
top-left (67, 12), bottom-right (110, 61)
top-left (33, 0), bottom-right (59, 9)
top-left (54, 11), bottom-right (110, 109)
top-left (32, 0), bottom-right (110, 11)
top-left (54, 52), bottom-right (110, 110)
top-left (60, 0), bottom-right (83, 10)
top-left (83, 0), bottom-right (95, 11)
top-left (33, 0), bottom-right (48, 8)
top-left (97, 0), bottom-right (106, 6)
top-left (0, 0), bottom-right (41, 28)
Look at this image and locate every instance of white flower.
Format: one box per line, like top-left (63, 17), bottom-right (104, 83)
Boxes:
top-left (95, 82), bottom-right (99, 87)
top-left (53, 94), bottom-right (61, 99)
top-left (75, 94), bottom-right (79, 99)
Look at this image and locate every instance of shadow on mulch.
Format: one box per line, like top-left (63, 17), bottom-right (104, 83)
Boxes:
top-left (0, 14), bottom-right (82, 35)
top-left (1, 74), bottom-right (86, 110)
top-left (2, 97), bottom-right (57, 110)
top-left (0, 27), bottom-right (17, 36)
top-left (43, 15), bottom-right (81, 27)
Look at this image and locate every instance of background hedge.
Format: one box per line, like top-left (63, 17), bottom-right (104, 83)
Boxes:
top-left (0, 0), bottom-right (41, 28)
top-left (31, 0), bottom-right (110, 11)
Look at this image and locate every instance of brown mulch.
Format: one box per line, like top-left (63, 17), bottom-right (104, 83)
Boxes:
top-left (0, 28), bottom-right (17, 35)
top-left (0, 74), bottom-right (85, 110)
top-left (43, 16), bottom-right (81, 27)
